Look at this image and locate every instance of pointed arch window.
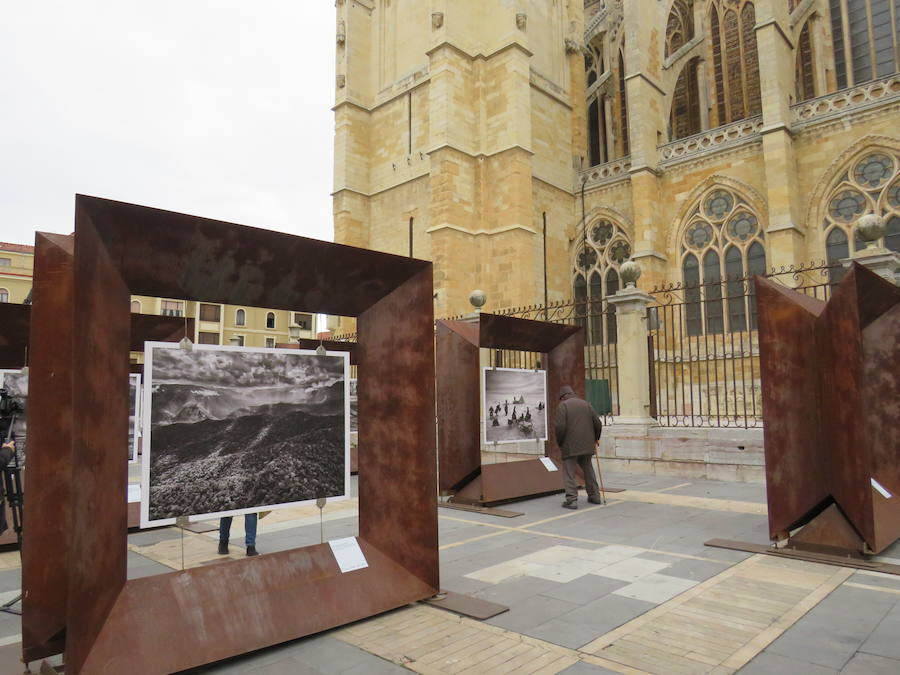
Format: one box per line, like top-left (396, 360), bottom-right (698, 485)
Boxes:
top-left (573, 218), bottom-right (632, 344)
top-left (665, 0), bottom-right (695, 57)
top-left (708, 1), bottom-right (762, 126)
top-left (618, 49), bottom-right (629, 157)
top-left (795, 19), bottom-right (816, 102)
top-left (821, 149), bottom-right (900, 281)
top-left (585, 36), bottom-right (615, 167)
top-left (670, 57), bottom-right (702, 140)
top-left (680, 186), bottom-right (767, 335)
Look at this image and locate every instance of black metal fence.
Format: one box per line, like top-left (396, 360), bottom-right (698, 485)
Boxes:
top-left (494, 299), bottom-right (620, 423)
top-left (647, 261), bottom-right (837, 428)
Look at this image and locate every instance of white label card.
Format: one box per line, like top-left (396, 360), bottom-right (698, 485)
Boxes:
top-left (871, 478), bottom-right (892, 499)
top-left (127, 484), bottom-right (141, 503)
top-left (539, 457), bottom-right (558, 472)
top-left (329, 536), bottom-right (368, 573)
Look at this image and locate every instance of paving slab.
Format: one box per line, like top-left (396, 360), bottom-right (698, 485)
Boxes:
top-left (764, 585), bottom-right (896, 669)
top-left (737, 651), bottom-right (838, 674)
top-left (486, 593), bottom-right (581, 633)
top-left (539, 573), bottom-right (629, 605)
top-left (558, 660), bottom-right (621, 674)
top-left (858, 603), bottom-right (900, 660)
top-left (840, 652), bottom-right (900, 675)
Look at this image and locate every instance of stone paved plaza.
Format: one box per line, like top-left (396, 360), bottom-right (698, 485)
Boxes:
top-left (1, 469), bottom-right (898, 674)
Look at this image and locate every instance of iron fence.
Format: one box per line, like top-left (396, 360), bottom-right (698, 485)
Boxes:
top-left (647, 260), bottom-right (837, 428)
top-left (494, 298), bottom-right (620, 423)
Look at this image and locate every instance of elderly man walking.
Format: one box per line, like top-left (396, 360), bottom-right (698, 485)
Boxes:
top-left (554, 385), bottom-right (603, 509)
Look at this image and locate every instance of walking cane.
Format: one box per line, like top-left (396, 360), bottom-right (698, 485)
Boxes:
top-left (593, 441), bottom-right (607, 505)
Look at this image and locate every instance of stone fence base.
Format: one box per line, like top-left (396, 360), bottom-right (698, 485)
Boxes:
top-left (597, 424), bottom-right (765, 483)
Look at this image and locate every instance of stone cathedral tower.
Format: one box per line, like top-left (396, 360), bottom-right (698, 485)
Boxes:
top-left (333, 0), bottom-right (900, 323)
top-left (332, 0), bottom-right (587, 317)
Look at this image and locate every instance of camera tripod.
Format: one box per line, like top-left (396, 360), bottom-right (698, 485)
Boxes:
top-left (0, 418), bottom-right (23, 616)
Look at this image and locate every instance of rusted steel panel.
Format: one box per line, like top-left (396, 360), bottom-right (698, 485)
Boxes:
top-left (817, 267), bottom-right (873, 545)
top-left (77, 195), bottom-right (426, 317)
top-left (479, 459), bottom-right (564, 504)
top-left (546, 331), bottom-right (586, 464)
top-left (66, 208), bottom-right (132, 675)
top-left (358, 266), bottom-right (438, 590)
top-left (26, 196), bottom-right (439, 673)
top-left (436, 321), bottom-right (481, 493)
top-left (859, 278), bottom-right (900, 553)
top-left (276, 339), bottom-right (359, 364)
top-left (479, 313), bottom-right (580, 352)
top-left (437, 313), bottom-right (585, 505)
top-left (128, 314), bottom-right (194, 351)
top-left (756, 265), bottom-right (900, 554)
top-left (0, 303), bottom-right (30, 369)
top-left (755, 276), bottom-right (827, 538)
top-left (79, 542), bottom-right (435, 674)
top-left (21, 234), bottom-right (75, 663)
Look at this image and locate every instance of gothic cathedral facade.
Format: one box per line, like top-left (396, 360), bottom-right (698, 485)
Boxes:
top-left (332, 0), bottom-right (899, 319)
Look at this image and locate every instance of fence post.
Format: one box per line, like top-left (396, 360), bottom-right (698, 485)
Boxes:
top-left (607, 266), bottom-right (657, 425)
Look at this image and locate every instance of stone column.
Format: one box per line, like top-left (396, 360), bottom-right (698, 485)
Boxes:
top-left (606, 262), bottom-right (657, 425)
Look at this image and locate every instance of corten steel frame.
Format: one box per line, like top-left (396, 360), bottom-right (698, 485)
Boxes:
top-left (436, 313), bottom-right (584, 504)
top-left (756, 263), bottom-right (900, 556)
top-left (23, 196), bottom-right (438, 674)
top-left (0, 303), bottom-right (30, 369)
top-left (0, 293), bottom-right (191, 554)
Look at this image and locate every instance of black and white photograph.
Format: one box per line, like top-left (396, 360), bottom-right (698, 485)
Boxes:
top-left (128, 373), bottom-right (141, 463)
top-left (482, 367), bottom-right (548, 445)
top-left (349, 378), bottom-right (358, 434)
top-left (0, 369), bottom-right (28, 461)
top-left (141, 343), bottom-right (350, 527)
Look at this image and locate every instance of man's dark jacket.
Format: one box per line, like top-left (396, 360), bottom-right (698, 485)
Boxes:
top-left (554, 395), bottom-right (603, 459)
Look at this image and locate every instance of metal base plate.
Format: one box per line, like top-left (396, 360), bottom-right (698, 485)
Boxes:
top-left (705, 538), bottom-right (900, 576)
top-left (422, 591), bottom-right (509, 620)
top-left (438, 503), bottom-right (523, 518)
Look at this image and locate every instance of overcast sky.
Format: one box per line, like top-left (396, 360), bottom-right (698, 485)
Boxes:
top-left (0, 2), bottom-right (336, 246)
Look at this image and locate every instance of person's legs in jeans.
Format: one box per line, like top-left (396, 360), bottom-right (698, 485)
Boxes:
top-left (218, 516), bottom-right (233, 554)
top-left (562, 457), bottom-right (579, 504)
top-left (244, 513), bottom-right (258, 548)
top-left (578, 454), bottom-right (601, 500)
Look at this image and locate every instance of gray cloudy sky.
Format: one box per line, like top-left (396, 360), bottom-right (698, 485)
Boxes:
top-left (0, 2), bottom-right (336, 246)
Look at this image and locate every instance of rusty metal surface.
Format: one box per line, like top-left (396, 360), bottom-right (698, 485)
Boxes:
top-left (479, 459), bottom-right (564, 504)
top-left (276, 339), bottom-right (359, 364)
top-left (755, 276), bottom-right (827, 538)
top-left (817, 267), bottom-right (872, 545)
top-left (478, 313), bottom-right (580, 352)
top-left (0, 303), bottom-right (30, 368)
top-left (756, 265), bottom-right (900, 554)
top-left (77, 194), bottom-right (427, 316)
top-left (66, 208), bottom-right (132, 674)
top-left (436, 314), bottom-right (584, 505)
top-left (436, 321), bottom-right (481, 493)
top-left (860, 282), bottom-right (900, 552)
top-left (546, 331), bottom-right (586, 464)
top-left (128, 314), bottom-right (194, 351)
top-left (21, 234), bottom-right (75, 663)
top-left (25, 196), bottom-right (438, 673)
top-left (358, 266), bottom-right (438, 590)
top-left (80, 541), bottom-right (435, 673)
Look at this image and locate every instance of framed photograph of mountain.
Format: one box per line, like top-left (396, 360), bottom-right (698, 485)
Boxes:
top-left (128, 373), bottom-right (141, 463)
top-left (141, 342), bottom-right (350, 528)
top-left (349, 378), bottom-right (358, 433)
top-left (482, 367), bottom-right (548, 445)
top-left (0, 369), bottom-right (28, 460)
